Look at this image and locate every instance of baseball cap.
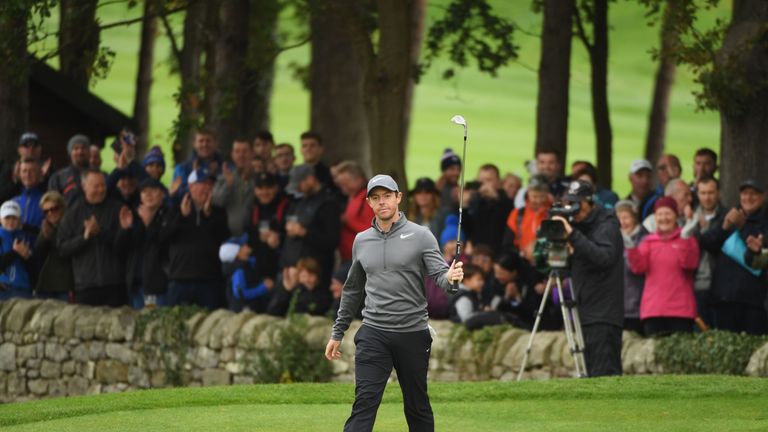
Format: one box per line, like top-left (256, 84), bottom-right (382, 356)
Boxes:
top-left (629, 159), bottom-right (653, 174)
top-left (254, 172), bottom-right (278, 188)
top-left (739, 179), bottom-right (765, 194)
top-left (411, 177), bottom-right (438, 195)
top-left (1, 201), bottom-right (21, 219)
top-left (187, 168), bottom-right (215, 185)
top-left (367, 174), bottom-right (399, 196)
top-left (19, 132), bottom-right (39, 147)
top-left (286, 164), bottom-right (315, 195)
top-left (562, 180), bottom-right (594, 202)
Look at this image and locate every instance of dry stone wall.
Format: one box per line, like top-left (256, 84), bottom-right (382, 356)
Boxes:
top-left (2, 298), bottom-right (763, 402)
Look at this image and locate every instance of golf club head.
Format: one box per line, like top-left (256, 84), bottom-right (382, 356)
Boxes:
top-left (450, 115), bottom-right (467, 127)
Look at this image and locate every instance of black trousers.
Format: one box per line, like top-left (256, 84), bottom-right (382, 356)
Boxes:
top-left (75, 285), bottom-right (127, 307)
top-left (642, 317), bottom-right (693, 337)
top-left (345, 325), bottom-right (433, 432)
top-left (581, 323), bottom-right (622, 377)
top-left (713, 302), bottom-right (768, 335)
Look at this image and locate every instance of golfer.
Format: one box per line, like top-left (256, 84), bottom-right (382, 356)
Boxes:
top-left (325, 174), bottom-right (464, 432)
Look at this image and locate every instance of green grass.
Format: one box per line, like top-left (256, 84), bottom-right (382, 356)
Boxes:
top-left (1, 376), bottom-right (767, 431)
top-left (36, 2), bottom-right (728, 193)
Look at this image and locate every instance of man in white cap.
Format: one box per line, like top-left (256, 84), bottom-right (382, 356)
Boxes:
top-left (325, 174), bottom-right (464, 432)
top-left (626, 159), bottom-right (653, 214)
top-left (0, 201), bottom-right (34, 299)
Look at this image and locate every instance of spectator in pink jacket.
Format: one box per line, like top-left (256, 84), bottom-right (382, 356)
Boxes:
top-left (627, 196), bottom-right (700, 336)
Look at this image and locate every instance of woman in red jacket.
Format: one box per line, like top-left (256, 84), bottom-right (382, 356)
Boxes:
top-left (627, 196), bottom-right (700, 336)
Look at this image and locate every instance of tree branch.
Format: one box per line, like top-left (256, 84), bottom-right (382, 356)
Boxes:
top-left (160, 9), bottom-right (182, 65)
top-left (573, 5), bottom-right (594, 56)
top-left (99, 4), bottom-right (186, 31)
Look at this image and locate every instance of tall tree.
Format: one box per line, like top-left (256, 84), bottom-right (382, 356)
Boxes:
top-left (242, 0), bottom-right (280, 139)
top-left (208, 0), bottom-right (250, 156)
top-left (134, 0), bottom-right (158, 154)
top-left (0, 2), bottom-right (30, 163)
top-left (644, 0), bottom-right (685, 166)
top-left (575, 0), bottom-right (613, 188)
top-left (535, 0), bottom-right (575, 169)
top-left (716, 1), bottom-right (768, 205)
top-left (309, 0), bottom-right (371, 173)
top-left (59, 0), bottom-right (100, 87)
top-left (163, 0), bottom-right (206, 163)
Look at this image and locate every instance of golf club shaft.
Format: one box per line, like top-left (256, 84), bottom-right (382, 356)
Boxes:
top-left (453, 127), bottom-right (467, 291)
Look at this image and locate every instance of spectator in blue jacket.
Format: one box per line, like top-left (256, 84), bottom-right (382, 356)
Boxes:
top-left (0, 201), bottom-right (35, 300)
top-left (170, 129), bottom-right (223, 202)
top-left (13, 158), bottom-right (46, 232)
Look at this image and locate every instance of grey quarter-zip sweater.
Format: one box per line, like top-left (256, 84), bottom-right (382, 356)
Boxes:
top-left (331, 212), bottom-right (454, 340)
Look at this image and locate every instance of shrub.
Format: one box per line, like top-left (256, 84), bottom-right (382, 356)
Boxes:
top-left (654, 330), bottom-right (768, 375)
top-left (250, 294), bottom-right (333, 383)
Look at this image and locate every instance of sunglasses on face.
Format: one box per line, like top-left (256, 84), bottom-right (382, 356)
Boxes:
top-left (42, 206), bottom-right (61, 215)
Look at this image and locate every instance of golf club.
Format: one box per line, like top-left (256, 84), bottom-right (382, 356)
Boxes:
top-left (450, 115), bottom-right (467, 293)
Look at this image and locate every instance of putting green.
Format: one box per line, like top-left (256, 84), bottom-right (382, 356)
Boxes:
top-left (2, 376), bottom-right (767, 431)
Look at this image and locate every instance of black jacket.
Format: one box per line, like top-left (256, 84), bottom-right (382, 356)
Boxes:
top-left (34, 224), bottom-right (74, 294)
top-left (568, 205), bottom-right (625, 327)
top-left (0, 159), bottom-right (21, 203)
top-left (56, 197), bottom-right (131, 291)
top-left (242, 194), bottom-right (290, 280)
top-left (163, 203), bottom-right (230, 282)
top-left (126, 205), bottom-right (171, 295)
top-left (267, 283), bottom-right (332, 316)
top-left (279, 189), bottom-right (341, 274)
top-left (701, 205), bottom-right (768, 306)
top-left (465, 190), bottom-right (515, 255)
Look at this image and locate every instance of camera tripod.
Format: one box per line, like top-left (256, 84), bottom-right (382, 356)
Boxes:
top-left (516, 269), bottom-right (587, 380)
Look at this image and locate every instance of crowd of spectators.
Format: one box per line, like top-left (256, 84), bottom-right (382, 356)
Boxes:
top-left (0, 129), bottom-right (767, 337)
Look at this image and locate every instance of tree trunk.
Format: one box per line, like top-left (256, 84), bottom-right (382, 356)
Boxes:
top-left (535, 0), bottom-right (574, 169)
top-left (364, 0), bottom-right (426, 190)
top-left (173, 0), bottom-right (206, 164)
top-left (591, 0), bottom-right (612, 189)
top-left (59, 0), bottom-right (99, 87)
top-left (242, 0), bottom-right (280, 140)
top-left (133, 0), bottom-right (157, 155)
top-left (208, 0), bottom-right (250, 156)
top-left (0, 4), bottom-right (29, 162)
top-left (718, 0), bottom-right (768, 207)
top-left (309, 0), bottom-right (371, 172)
top-left (644, 0), bottom-right (679, 167)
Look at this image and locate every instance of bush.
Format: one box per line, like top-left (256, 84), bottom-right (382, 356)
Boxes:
top-left (654, 330), bottom-right (768, 375)
top-left (135, 305), bottom-right (204, 386)
top-left (250, 295), bottom-right (333, 383)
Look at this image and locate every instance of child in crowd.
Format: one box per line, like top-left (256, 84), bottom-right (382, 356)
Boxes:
top-left (0, 201), bottom-right (34, 300)
top-left (267, 257), bottom-right (331, 316)
top-left (450, 263), bottom-right (502, 329)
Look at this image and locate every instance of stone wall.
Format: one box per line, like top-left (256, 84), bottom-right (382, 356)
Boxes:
top-left (0, 299), bottom-right (765, 402)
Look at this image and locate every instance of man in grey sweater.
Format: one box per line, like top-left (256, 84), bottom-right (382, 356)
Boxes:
top-left (325, 174), bottom-right (464, 432)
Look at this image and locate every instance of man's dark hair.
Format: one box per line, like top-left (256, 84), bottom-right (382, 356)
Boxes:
top-left (536, 148), bottom-right (562, 162)
top-left (195, 128), bottom-right (215, 137)
top-left (20, 157), bottom-right (39, 165)
top-left (300, 131), bottom-right (323, 145)
top-left (81, 168), bottom-right (105, 181)
top-left (479, 163), bottom-right (500, 178)
top-left (697, 175), bottom-right (720, 189)
top-left (573, 164), bottom-right (599, 185)
top-left (255, 130), bottom-right (274, 143)
top-left (472, 244), bottom-right (494, 259)
top-left (695, 147), bottom-right (718, 165)
top-left (275, 143), bottom-right (294, 154)
top-left (462, 263), bottom-right (485, 280)
top-left (233, 137), bottom-right (252, 147)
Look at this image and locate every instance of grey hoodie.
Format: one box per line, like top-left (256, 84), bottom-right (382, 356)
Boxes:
top-left (331, 213), bottom-right (453, 340)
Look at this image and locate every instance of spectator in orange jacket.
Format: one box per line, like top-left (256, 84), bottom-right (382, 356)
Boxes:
top-left (502, 175), bottom-right (552, 261)
top-left (334, 161), bottom-right (374, 263)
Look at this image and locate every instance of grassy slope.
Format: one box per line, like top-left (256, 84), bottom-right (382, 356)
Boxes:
top-left (62, 1), bottom-right (728, 194)
top-left (1, 376), bottom-right (767, 431)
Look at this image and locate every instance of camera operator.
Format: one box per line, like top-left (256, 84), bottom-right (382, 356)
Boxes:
top-left (551, 180), bottom-right (624, 377)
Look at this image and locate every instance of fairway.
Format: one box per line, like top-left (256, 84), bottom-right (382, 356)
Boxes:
top-left (2, 376), bottom-right (767, 431)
